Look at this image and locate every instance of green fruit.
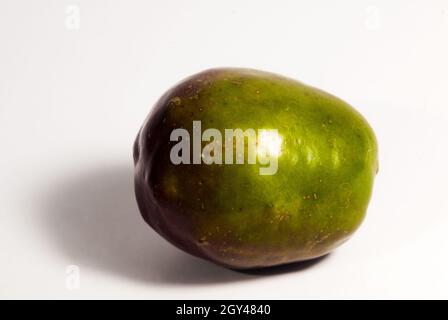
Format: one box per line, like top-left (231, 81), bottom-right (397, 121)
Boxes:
top-left (134, 68), bottom-right (378, 269)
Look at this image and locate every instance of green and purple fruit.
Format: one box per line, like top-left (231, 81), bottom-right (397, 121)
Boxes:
top-left (134, 68), bottom-right (378, 269)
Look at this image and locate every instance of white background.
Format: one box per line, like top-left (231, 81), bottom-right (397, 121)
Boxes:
top-left (1, 0), bottom-right (448, 299)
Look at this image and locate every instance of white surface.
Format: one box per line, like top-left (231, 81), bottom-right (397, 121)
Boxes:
top-left (1, 0), bottom-right (448, 299)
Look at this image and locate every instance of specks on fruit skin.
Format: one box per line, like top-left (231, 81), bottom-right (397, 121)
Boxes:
top-left (134, 67), bottom-right (378, 270)
top-left (228, 79), bottom-right (243, 86)
top-left (198, 236), bottom-right (209, 246)
top-left (169, 96), bottom-right (182, 106)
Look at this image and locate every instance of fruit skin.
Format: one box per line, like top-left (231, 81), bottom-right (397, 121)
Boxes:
top-left (134, 68), bottom-right (378, 269)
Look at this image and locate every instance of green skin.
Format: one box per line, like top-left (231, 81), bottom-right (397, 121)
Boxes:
top-left (134, 68), bottom-right (378, 269)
